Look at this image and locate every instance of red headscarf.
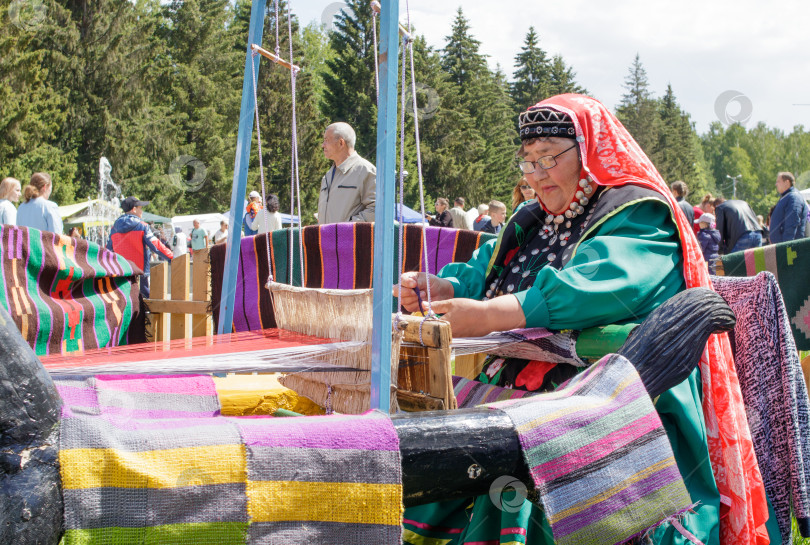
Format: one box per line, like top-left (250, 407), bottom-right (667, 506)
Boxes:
top-left (531, 94), bottom-right (769, 544)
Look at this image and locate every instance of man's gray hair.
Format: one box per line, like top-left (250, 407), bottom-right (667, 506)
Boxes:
top-left (328, 122), bottom-right (356, 150)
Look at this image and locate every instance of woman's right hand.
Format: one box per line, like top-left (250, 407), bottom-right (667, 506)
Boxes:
top-left (394, 272), bottom-right (454, 312)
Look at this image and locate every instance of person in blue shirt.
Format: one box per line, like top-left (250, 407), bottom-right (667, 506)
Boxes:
top-left (17, 172), bottom-right (63, 234)
top-left (770, 171), bottom-right (808, 243)
top-left (0, 177), bottom-right (21, 225)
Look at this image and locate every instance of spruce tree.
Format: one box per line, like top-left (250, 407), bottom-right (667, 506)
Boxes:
top-left (547, 55), bottom-right (587, 97)
top-left (616, 54), bottom-right (660, 155)
top-left (321, 0), bottom-right (377, 159)
top-left (510, 27), bottom-right (550, 111)
top-left (0, 0), bottom-right (77, 202)
top-left (160, 0), bottom-right (243, 214)
top-left (441, 8), bottom-right (487, 89)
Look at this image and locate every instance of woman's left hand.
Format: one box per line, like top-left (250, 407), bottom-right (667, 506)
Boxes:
top-left (428, 295), bottom-right (526, 337)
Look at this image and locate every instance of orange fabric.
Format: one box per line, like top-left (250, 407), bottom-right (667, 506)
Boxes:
top-left (533, 94), bottom-right (769, 544)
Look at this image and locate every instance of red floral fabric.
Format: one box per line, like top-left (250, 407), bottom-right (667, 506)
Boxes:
top-left (531, 94), bottom-right (769, 544)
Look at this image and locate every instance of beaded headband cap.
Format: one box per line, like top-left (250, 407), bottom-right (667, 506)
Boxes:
top-left (518, 106), bottom-right (577, 141)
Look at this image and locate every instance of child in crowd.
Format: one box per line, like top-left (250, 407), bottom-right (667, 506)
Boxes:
top-left (243, 190), bottom-right (262, 236)
top-left (695, 213), bottom-right (720, 274)
top-left (480, 200), bottom-right (507, 234)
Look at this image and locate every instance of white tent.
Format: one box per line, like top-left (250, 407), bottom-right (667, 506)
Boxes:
top-left (801, 187), bottom-right (810, 201)
top-left (171, 213), bottom-right (229, 237)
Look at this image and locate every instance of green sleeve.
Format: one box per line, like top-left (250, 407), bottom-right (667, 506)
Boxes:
top-left (436, 238), bottom-right (496, 299)
top-left (513, 199), bottom-right (685, 329)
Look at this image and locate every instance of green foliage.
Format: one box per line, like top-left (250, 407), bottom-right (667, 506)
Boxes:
top-left (0, 0), bottom-right (77, 202)
top-left (321, 0), bottom-right (377, 159)
top-left (2, 2), bottom-right (804, 227)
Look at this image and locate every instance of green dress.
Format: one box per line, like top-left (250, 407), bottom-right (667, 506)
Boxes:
top-left (403, 199), bottom-right (724, 545)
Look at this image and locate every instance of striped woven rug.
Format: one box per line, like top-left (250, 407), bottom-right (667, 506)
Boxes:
top-left (210, 223), bottom-right (495, 332)
top-left (0, 226), bottom-right (143, 355)
top-left (490, 353), bottom-right (693, 545)
top-left (55, 374), bottom-right (403, 544)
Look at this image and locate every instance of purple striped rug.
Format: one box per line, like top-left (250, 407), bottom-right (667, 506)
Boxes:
top-left (489, 354), bottom-right (694, 545)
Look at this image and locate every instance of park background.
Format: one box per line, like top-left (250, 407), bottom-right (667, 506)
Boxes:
top-left (3, 0), bottom-right (810, 224)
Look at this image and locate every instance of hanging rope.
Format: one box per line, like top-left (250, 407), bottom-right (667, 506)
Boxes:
top-left (274, 0), bottom-right (281, 57)
top-left (370, 0), bottom-right (381, 104)
top-left (287, 2), bottom-right (305, 286)
top-left (249, 52), bottom-right (274, 288)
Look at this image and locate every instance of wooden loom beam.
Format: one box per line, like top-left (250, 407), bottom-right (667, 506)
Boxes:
top-left (250, 44), bottom-right (300, 72)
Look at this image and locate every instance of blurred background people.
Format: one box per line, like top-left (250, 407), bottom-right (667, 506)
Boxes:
top-left (17, 172), bottom-right (63, 234)
top-left (0, 177), bottom-right (21, 225)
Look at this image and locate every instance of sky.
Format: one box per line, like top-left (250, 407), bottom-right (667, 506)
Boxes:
top-left (290, 0), bottom-right (810, 134)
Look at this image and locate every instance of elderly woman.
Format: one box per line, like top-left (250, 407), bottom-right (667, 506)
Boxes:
top-left (511, 176), bottom-right (537, 215)
top-left (399, 96), bottom-right (771, 545)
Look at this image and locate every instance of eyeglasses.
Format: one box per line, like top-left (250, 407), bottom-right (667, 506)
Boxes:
top-left (518, 143), bottom-right (577, 174)
top-left (519, 185), bottom-right (532, 190)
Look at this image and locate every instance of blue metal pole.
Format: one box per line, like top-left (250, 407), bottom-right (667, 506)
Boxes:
top-left (218, 0), bottom-right (267, 335)
top-left (370, 0), bottom-right (399, 412)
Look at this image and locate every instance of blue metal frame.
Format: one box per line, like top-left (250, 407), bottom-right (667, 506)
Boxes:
top-left (221, 0), bottom-right (398, 412)
top-left (218, 0), bottom-right (267, 335)
top-left (369, 0), bottom-right (399, 412)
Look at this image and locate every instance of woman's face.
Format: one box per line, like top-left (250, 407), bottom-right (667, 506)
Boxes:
top-left (10, 183), bottom-right (21, 202)
top-left (522, 137), bottom-right (582, 215)
top-left (519, 181), bottom-right (536, 200)
top-left (435, 201), bottom-right (446, 213)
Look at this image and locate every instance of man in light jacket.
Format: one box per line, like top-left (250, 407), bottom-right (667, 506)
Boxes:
top-left (318, 122), bottom-right (376, 224)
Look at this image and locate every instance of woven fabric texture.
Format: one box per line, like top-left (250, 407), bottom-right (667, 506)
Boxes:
top-left (713, 273), bottom-right (810, 541)
top-left (489, 353), bottom-right (693, 545)
top-left (719, 236), bottom-right (810, 350)
top-left (0, 225), bottom-right (144, 355)
top-left (210, 223), bottom-right (495, 332)
top-left (55, 374), bottom-right (403, 544)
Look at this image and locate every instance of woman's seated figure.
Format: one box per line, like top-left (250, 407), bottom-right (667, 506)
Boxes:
top-left (397, 95), bottom-right (772, 545)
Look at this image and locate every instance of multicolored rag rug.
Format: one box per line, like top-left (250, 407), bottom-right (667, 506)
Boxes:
top-left (720, 236), bottom-right (810, 350)
top-left (489, 353), bottom-right (693, 545)
top-left (713, 273), bottom-right (810, 541)
top-left (54, 374), bottom-right (404, 544)
top-left (210, 223), bottom-right (495, 332)
top-left (452, 375), bottom-right (535, 407)
top-left (0, 225), bottom-right (144, 356)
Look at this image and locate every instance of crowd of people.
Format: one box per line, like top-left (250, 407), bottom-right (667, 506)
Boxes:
top-left (669, 173), bottom-right (809, 273)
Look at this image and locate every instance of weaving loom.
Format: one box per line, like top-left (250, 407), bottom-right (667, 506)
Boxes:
top-left (1, 287), bottom-right (740, 545)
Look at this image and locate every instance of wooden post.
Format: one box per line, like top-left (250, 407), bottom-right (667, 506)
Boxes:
top-left (170, 253), bottom-right (191, 340)
top-left (455, 353), bottom-right (487, 380)
top-left (192, 247), bottom-right (212, 338)
top-left (149, 262), bottom-right (168, 342)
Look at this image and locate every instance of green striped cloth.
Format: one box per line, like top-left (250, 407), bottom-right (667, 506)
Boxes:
top-left (720, 236), bottom-right (810, 350)
top-left (0, 225), bottom-right (143, 355)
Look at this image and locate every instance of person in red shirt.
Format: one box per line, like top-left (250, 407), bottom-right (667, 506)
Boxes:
top-left (107, 197), bottom-right (173, 297)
